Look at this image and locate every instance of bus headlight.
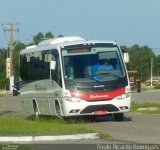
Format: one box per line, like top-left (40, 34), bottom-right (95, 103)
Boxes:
top-left (64, 97), bottom-right (83, 103)
top-left (64, 90), bottom-right (72, 101)
top-left (64, 96), bottom-right (72, 101)
top-left (116, 93), bottom-right (130, 100)
top-left (64, 90), bottom-right (83, 103)
top-left (71, 97), bottom-right (83, 103)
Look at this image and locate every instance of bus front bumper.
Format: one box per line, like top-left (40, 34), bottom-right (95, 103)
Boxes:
top-left (63, 96), bottom-right (131, 117)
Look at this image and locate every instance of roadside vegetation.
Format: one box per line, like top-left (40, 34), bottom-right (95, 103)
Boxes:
top-left (0, 116), bottom-right (110, 138)
top-left (1, 32), bottom-right (160, 90)
top-left (0, 116), bottom-right (92, 135)
top-left (0, 91), bottom-right (3, 97)
top-left (154, 84), bottom-right (160, 89)
top-left (131, 102), bottom-right (160, 114)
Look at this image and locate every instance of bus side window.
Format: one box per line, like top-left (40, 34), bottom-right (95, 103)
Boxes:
top-left (20, 55), bottom-right (28, 80)
top-left (51, 50), bottom-right (62, 87)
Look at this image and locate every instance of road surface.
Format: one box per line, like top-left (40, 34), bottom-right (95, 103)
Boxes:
top-left (0, 92), bottom-right (160, 144)
top-left (131, 89), bottom-right (160, 103)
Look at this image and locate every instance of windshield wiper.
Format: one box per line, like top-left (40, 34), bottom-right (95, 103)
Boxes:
top-left (66, 73), bottom-right (100, 82)
top-left (86, 74), bottom-right (100, 83)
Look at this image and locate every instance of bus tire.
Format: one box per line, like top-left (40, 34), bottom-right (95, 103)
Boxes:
top-left (32, 100), bottom-right (39, 120)
top-left (55, 101), bottom-right (62, 118)
top-left (113, 113), bottom-right (124, 121)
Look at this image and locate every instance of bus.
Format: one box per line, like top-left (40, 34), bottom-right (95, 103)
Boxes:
top-left (19, 36), bottom-right (131, 121)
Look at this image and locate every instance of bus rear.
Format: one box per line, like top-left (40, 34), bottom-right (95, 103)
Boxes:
top-left (61, 41), bottom-right (131, 121)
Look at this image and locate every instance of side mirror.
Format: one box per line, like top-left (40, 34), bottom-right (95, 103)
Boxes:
top-left (123, 53), bottom-right (129, 63)
top-left (50, 61), bottom-right (56, 70)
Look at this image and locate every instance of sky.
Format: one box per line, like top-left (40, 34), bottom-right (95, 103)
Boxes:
top-left (0, 0), bottom-right (160, 54)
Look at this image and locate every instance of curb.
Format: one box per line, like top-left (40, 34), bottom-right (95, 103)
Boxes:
top-left (0, 133), bottom-right (100, 142)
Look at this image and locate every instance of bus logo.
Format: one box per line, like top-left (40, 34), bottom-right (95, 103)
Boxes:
top-left (90, 94), bottom-right (109, 99)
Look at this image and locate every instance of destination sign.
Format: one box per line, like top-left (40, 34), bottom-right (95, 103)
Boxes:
top-left (67, 48), bottom-right (91, 53)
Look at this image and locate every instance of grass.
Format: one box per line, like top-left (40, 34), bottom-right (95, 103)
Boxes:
top-left (0, 116), bottom-right (110, 138)
top-left (0, 117), bottom-right (91, 135)
top-left (0, 91), bottom-right (4, 97)
top-left (154, 84), bottom-right (160, 89)
top-left (0, 91), bottom-right (12, 97)
top-left (131, 102), bottom-right (160, 114)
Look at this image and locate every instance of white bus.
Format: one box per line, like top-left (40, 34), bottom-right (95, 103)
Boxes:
top-left (19, 36), bottom-right (131, 121)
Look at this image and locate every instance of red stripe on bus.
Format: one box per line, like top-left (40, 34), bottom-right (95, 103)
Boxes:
top-left (70, 87), bottom-right (125, 101)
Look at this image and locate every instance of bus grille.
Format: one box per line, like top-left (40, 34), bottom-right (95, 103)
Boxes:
top-left (80, 104), bottom-right (119, 114)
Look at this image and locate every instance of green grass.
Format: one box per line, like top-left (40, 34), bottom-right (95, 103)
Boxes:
top-left (0, 91), bottom-right (4, 97)
top-left (154, 84), bottom-right (160, 89)
top-left (131, 102), bottom-right (160, 114)
top-left (0, 116), bottom-right (110, 138)
top-left (0, 117), bottom-right (92, 135)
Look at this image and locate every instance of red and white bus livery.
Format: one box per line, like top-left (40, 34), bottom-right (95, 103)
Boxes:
top-left (20, 36), bottom-right (131, 121)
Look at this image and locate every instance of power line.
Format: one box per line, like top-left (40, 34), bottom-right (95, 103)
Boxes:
top-left (1, 23), bottom-right (20, 58)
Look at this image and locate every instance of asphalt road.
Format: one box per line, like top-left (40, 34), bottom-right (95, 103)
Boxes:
top-left (0, 94), bottom-right (28, 118)
top-left (131, 89), bottom-right (160, 103)
top-left (89, 113), bottom-right (160, 144)
top-left (0, 91), bottom-right (160, 144)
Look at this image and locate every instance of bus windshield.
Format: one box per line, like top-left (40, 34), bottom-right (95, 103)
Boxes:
top-left (62, 44), bottom-right (126, 83)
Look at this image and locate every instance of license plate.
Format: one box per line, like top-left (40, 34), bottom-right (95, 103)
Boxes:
top-left (94, 110), bottom-right (107, 115)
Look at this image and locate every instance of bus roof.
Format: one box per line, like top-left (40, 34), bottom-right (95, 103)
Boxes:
top-left (20, 36), bottom-right (118, 55)
top-left (38, 36), bottom-right (85, 46)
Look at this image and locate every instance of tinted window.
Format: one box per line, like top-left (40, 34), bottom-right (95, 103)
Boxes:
top-left (20, 50), bottom-right (51, 81)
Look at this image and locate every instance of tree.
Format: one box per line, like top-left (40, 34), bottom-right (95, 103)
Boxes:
top-left (0, 49), bottom-right (6, 77)
top-left (13, 42), bottom-right (26, 81)
top-left (33, 32), bottom-right (44, 45)
top-left (127, 44), bottom-right (156, 81)
top-left (156, 55), bottom-right (160, 77)
top-left (45, 32), bottom-right (54, 39)
top-left (120, 46), bottom-right (128, 52)
top-left (0, 48), bottom-right (7, 89)
top-left (57, 34), bottom-right (64, 38)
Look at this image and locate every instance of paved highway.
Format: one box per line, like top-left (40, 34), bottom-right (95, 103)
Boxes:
top-left (89, 112), bottom-right (160, 144)
top-left (131, 89), bottom-right (160, 103)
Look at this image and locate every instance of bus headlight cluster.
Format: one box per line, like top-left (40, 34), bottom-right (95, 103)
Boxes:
top-left (64, 90), bottom-right (72, 101)
top-left (64, 97), bottom-right (83, 103)
top-left (64, 96), bottom-right (72, 102)
top-left (71, 97), bottom-right (83, 103)
top-left (116, 93), bottom-right (130, 100)
top-left (64, 90), bottom-right (83, 103)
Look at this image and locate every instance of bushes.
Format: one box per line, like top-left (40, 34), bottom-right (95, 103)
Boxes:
top-left (0, 77), bottom-right (9, 90)
top-left (154, 84), bottom-right (160, 89)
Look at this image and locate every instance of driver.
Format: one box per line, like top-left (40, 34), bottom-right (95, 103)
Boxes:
top-left (91, 59), bottom-right (113, 76)
top-left (98, 59), bottom-right (113, 70)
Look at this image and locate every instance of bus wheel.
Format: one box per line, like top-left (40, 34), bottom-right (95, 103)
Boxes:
top-left (113, 113), bottom-right (124, 121)
top-left (33, 101), bottom-right (39, 120)
top-left (55, 101), bottom-right (62, 118)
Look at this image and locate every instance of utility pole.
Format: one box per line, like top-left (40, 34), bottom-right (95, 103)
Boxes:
top-left (150, 57), bottom-right (153, 87)
top-left (1, 23), bottom-right (20, 91)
